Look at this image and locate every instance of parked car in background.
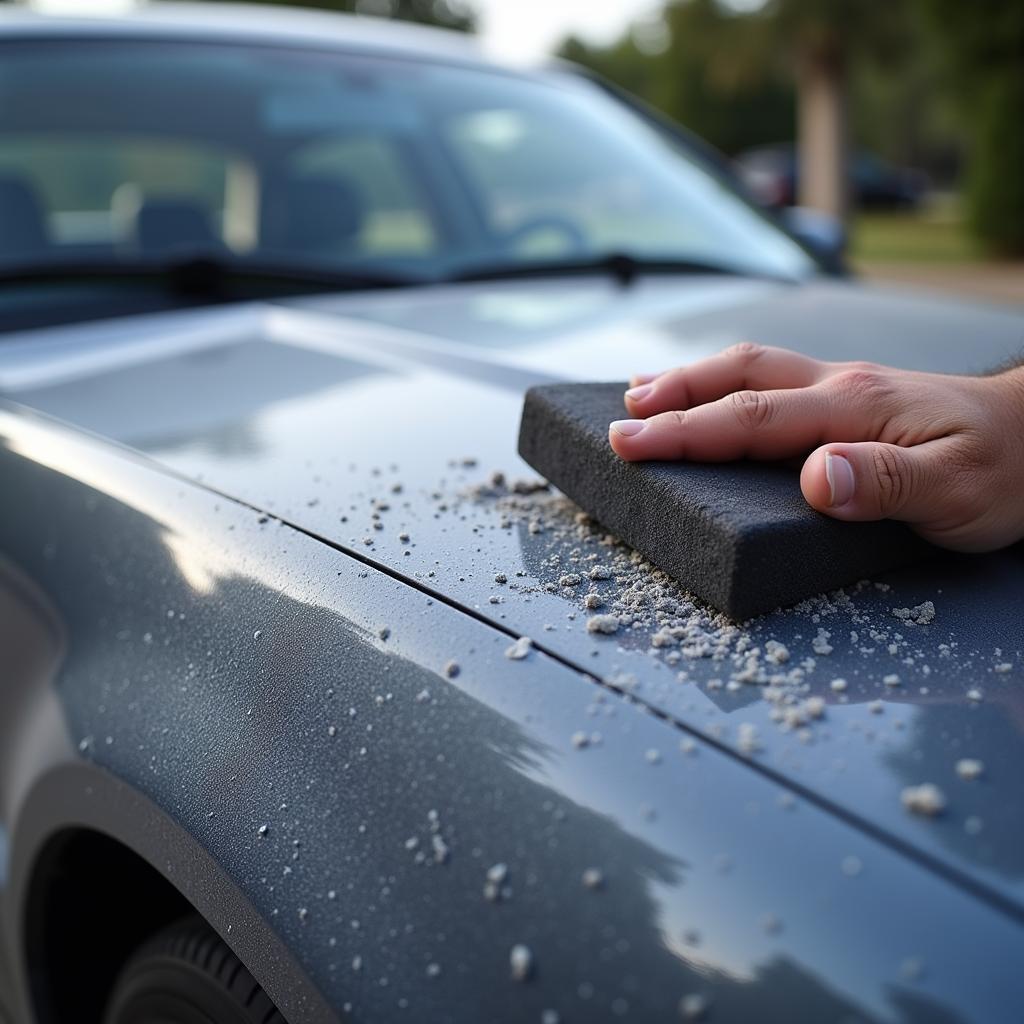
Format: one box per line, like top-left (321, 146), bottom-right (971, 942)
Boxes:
top-left (2, 5), bottom-right (1023, 1024)
top-left (737, 143), bottom-right (927, 210)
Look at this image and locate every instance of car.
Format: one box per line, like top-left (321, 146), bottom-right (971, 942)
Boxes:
top-left (1, 5), bottom-right (1023, 1024)
top-left (737, 143), bottom-right (926, 210)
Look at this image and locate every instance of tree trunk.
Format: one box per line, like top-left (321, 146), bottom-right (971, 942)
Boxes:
top-left (797, 40), bottom-right (848, 219)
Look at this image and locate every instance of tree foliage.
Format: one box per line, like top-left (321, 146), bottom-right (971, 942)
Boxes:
top-left (559, 0), bottom-right (1023, 253)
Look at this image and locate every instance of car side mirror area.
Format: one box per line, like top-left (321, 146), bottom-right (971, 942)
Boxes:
top-left (781, 206), bottom-right (848, 276)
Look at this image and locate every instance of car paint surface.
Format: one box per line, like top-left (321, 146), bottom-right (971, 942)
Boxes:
top-left (2, 392), bottom-right (1024, 1024)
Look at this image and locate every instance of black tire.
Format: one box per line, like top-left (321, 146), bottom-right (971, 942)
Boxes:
top-left (103, 915), bottom-right (286, 1024)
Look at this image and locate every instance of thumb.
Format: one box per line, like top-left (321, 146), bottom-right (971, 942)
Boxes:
top-left (801, 439), bottom-right (951, 525)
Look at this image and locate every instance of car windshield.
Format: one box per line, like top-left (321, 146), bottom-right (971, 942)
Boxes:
top-left (0, 38), bottom-right (814, 283)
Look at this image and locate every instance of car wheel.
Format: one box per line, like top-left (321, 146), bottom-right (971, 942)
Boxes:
top-left (103, 915), bottom-right (285, 1024)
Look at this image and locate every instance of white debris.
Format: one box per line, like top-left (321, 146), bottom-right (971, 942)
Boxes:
top-left (956, 758), bottom-right (984, 781)
top-left (883, 673), bottom-right (900, 687)
top-left (679, 993), bottom-right (709, 1020)
top-left (804, 696), bottom-right (826, 719)
top-left (892, 601), bottom-right (935, 625)
top-left (812, 628), bottom-right (833, 655)
top-left (510, 944), bottom-right (533, 982)
top-left (830, 678), bottom-right (848, 692)
top-left (505, 636), bottom-right (533, 660)
top-left (867, 699), bottom-right (884, 714)
top-left (589, 565), bottom-right (612, 580)
top-left (994, 662), bottom-right (1012, 673)
top-left (432, 834), bottom-right (450, 864)
top-left (582, 867), bottom-right (604, 890)
top-left (257, 824), bottom-right (269, 838)
top-left (645, 748), bottom-right (662, 764)
top-left (737, 722), bottom-right (760, 754)
top-left (765, 640), bottom-right (790, 665)
top-left (426, 962), bottom-right (442, 978)
top-left (901, 783), bottom-right (946, 817)
top-left (586, 614), bottom-right (620, 635)
top-left (584, 592), bottom-right (605, 610)
top-left (966, 688), bottom-right (983, 702)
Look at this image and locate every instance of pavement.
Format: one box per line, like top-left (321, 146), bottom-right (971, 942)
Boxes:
top-left (858, 261), bottom-right (1024, 308)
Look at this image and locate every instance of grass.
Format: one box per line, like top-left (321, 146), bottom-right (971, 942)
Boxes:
top-left (849, 204), bottom-right (984, 265)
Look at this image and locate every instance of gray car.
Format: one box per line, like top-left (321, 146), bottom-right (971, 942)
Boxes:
top-left (2, 5), bottom-right (1023, 1024)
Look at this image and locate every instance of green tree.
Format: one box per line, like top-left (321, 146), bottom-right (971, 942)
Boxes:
top-left (921, 0), bottom-right (1024, 254)
top-left (558, 0), bottom-right (795, 158)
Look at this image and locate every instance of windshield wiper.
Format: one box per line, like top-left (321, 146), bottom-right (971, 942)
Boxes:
top-left (0, 254), bottom-right (428, 295)
top-left (448, 251), bottom-right (798, 287)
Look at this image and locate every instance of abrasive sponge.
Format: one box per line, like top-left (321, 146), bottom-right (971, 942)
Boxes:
top-left (517, 382), bottom-right (928, 619)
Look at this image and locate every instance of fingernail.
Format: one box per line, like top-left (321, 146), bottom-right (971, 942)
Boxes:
top-left (610, 419), bottom-right (646, 437)
top-left (625, 384), bottom-right (653, 401)
top-left (632, 373), bottom-right (659, 385)
top-left (825, 452), bottom-right (855, 506)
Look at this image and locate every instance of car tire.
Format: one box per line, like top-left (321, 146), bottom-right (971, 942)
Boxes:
top-left (103, 915), bottom-right (286, 1024)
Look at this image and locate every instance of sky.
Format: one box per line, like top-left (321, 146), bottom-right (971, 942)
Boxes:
top-left (472, 0), bottom-right (659, 63)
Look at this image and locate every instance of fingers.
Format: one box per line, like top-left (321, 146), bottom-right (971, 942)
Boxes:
top-left (610, 385), bottom-right (835, 462)
top-left (624, 343), bottom-right (827, 419)
top-left (800, 438), bottom-right (959, 527)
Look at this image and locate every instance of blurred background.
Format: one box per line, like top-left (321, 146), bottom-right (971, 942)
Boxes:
top-left (9, 0), bottom-right (1024, 304)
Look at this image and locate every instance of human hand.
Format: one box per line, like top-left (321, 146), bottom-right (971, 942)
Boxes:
top-left (608, 342), bottom-right (1024, 552)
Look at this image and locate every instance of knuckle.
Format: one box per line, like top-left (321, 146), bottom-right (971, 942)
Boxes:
top-left (830, 368), bottom-right (890, 407)
top-left (729, 389), bottom-right (774, 430)
top-left (871, 445), bottom-right (911, 513)
top-left (723, 341), bottom-right (766, 365)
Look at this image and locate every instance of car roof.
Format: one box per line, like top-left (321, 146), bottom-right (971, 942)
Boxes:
top-left (0, 1), bottom-right (492, 67)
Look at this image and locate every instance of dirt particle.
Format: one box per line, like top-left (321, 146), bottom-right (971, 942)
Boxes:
top-left (892, 601), bottom-right (935, 625)
top-left (505, 636), bottom-right (534, 660)
top-left (588, 565), bottom-right (612, 581)
top-left (582, 867), bottom-right (604, 890)
top-left (494, 572), bottom-right (508, 584)
top-left (584, 592), bottom-right (605, 610)
top-left (378, 626), bottom-right (391, 641)
top-left (678, 992), bottom-right (709, 1020)
top-left (955, 758), bottom-right (984, 781)
top-left (510, 944), bottom-right (533, 982)
top-left (901, 783), bottom-right (946, 817)
top-left (444, 660), bottom-right (461, 679)
top-left (586, 614), bottom-right (620, 635)
top-left (571, 731), bottom-right (590, 749)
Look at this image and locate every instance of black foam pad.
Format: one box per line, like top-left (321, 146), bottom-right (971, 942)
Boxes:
top-left (517, 382), bottom-right (929, 619)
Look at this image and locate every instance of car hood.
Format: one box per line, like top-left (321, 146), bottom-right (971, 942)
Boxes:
top-left (4, 273), bottom-right (1024, 923)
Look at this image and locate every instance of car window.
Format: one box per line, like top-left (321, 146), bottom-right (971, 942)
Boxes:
top-left (288, 137), bottom-right (437, 257)
top-left (0, 40), bottom-right (815, 280)
top-left (0, 135), bottom-right (248, 253)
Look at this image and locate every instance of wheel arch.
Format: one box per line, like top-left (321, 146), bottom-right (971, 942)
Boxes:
top-left (7, 763), bottom-right (338, 1024)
